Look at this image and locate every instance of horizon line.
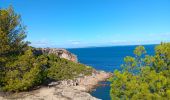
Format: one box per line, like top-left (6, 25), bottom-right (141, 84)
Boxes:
top-left (65, 43), bottom-right (159, 49)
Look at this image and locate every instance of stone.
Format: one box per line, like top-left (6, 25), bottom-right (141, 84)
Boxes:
top-left (34, 48), bottom-right (78, 63)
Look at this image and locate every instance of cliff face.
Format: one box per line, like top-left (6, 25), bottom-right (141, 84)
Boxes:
top-left (34, 48), bottom-right (78, 63)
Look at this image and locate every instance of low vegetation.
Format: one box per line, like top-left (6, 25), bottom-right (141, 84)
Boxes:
top-left (47, 54), bottom-right (92, 81)
top-left (0, 6), bottom-right (92, 92)
top-left (110, 43), bottom-right (170, 99)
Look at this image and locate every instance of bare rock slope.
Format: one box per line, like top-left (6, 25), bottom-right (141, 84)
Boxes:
top-left (35, 48), bottom-right (78, 63)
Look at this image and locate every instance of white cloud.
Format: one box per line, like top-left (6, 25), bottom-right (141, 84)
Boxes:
top-left (68, 40), bottom-right (81, 45)
top-left (29, 32), bottom-right (170, 48)
top-left (30, 40), bottom-right (57, 47)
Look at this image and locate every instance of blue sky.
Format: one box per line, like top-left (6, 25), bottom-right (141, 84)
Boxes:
top-left (1, 0), bottom-right (170, 48)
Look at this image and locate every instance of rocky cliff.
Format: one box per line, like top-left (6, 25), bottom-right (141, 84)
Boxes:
top-left (34, 48), bottom-right (78, 63)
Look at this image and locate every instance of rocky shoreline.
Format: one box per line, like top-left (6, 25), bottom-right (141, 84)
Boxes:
top-left (0, 70), bottom-right (112, 100)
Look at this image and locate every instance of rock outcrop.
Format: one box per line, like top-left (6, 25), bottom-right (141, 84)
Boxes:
top-left (0, 86), bottom-right (99, 100)
top-left (48, 70), bottom-right (112, 91)
top-left (34, 48), bottom-right (78, 63)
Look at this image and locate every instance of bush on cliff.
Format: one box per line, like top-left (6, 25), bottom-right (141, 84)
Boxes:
top-left (47, 54), bottom-right (92, 80)
top-left (110, 43), bottom-right (170, 100)
top-left (2, 47), bottom-right (48, 91)
top-left (0, 6), bottom-right (92, 92)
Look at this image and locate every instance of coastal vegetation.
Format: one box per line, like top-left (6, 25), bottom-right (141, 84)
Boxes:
top-left (1, 5), bottom-right (170, 100)
top-left (0, 6), bottom-right (92, 92)
top-left (110, 43), bottom-right (170, 99)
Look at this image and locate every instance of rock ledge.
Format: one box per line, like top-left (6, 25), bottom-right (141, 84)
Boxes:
top-left (34, 48), bottom-right (78, 63)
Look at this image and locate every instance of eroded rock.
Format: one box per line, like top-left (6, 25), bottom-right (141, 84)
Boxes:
top-left (34, 48), bottom-right (78, 63)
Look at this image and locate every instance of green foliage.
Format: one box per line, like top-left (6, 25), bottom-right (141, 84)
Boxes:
top-left (2, 47), bottom-right (48, 91)
top-left (47, 54), bottom-right (92, 80)
top-left (0, 6), bottom-right (28, 90)
top-left (134, 46), bottom-right (146, 57)
top-left (110, 43), bottom-right (170, 100)
top-left (0, 6), bottom-right (28, 60)
top-left (1, 47), bottom-right (92, 92)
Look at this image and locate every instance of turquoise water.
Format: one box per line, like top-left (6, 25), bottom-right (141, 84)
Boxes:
top-left (68, 45), bottom-right (156, 100)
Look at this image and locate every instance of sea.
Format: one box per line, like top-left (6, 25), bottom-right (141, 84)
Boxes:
top-left (67, 44), bottom-right (156, 100)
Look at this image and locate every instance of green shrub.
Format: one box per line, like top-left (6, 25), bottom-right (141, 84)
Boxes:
top-left (2, 48), bottom-right (48, 91)
top-left (47, 54), bottom-right (92, 81)
top-left (110, 43), bottom-right (170, 100)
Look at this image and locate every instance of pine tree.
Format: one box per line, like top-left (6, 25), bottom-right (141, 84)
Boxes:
top-left (110, 43), bottom-right (170, 100)
top-left (3, 47), bottom-right (48, 91)
top-left (0, 6), bottom-right (28, 89)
